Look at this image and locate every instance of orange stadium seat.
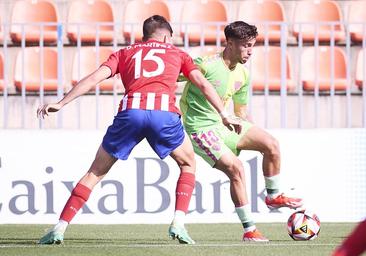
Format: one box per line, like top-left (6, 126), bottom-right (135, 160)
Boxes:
top-left (348, 1), bottom-right (366, 43)
top-left (356, 49), bottom-right (366, 90)
top-left (71, 47), bottom-right (122, 91)
top-left (67, 0), bottom-right (114, 44)
top-left (292, 0), bottom-right (345, 43)
top-left (0, 53), bottom-right (4, 91)
top-left (237, 0), bottom-right (286, 43)
top-left (10, 0), bottom-right (58, 44)
top-left (123, 0), bottom-right (170, 43)
top-left (180, 0), bottom-right (227, 44)
top-left (251, 46), bottom-right (294, 91)
top-left (14, 47), bottom-right (59, 91)
top-left (301, 46), bottom-right (347, 91)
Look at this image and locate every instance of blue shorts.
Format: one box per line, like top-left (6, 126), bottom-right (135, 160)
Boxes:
top-left (102, 109), bottom-right (185, 160)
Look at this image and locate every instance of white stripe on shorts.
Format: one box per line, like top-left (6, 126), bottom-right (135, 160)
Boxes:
top-left (121, 95), bottom-right (128, 111)
top-left (132, 92), bottom-right (141, 109)
top-left (146, 92), bottom-right (155, 110)
top-left (161, 94), bottom-right (169, 111)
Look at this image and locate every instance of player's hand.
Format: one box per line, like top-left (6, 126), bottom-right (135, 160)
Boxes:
top-left (37, 103), bottom-right (63, 119)
top-left (222, 116), bottom-right (242, 134)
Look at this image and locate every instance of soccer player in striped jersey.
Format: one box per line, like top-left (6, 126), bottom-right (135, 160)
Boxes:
top-left (180, 21), bottom-right (303, 242)
top-left (37, 15), bottom-right (241, 245)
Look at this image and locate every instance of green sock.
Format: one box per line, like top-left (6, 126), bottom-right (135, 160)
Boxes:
top-left (235, 204), bottom-right (256, 232)
top-left (264, 174), bottom-right (280, 198)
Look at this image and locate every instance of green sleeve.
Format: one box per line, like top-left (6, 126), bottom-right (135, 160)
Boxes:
top-left (177, 56), bottom-right (207, 82)
top-left (232, 69), bottom-right (250, 105)
top-left (194, 57), bottom-right (207, 76)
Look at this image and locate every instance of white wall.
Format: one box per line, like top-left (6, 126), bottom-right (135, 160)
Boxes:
top-left (0, 129), bottom-right (365, 224)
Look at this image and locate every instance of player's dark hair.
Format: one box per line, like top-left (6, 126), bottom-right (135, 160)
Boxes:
top-left (142, 15), bottom-right (173, 41)
top-left (224, 21), bottom-right (258, 42)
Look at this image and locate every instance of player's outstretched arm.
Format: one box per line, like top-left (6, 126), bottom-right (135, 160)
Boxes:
top-left (37, 66), bottom-right (112, 119)
top-left (188, 69), bottom-right (242, 134)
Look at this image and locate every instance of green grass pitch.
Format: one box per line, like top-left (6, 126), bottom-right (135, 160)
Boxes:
top-left (0, 223), bottom-right (356, 256)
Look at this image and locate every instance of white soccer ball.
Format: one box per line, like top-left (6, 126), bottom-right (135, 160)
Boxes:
top-left (287, 209), bottom-right (321, 241)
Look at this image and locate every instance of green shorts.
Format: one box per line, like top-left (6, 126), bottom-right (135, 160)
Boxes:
top-left (187, 120), bottom-right (253, 167)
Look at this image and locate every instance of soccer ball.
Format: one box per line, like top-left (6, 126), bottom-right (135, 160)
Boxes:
top-left (287, 210), bottom-right (320, 241)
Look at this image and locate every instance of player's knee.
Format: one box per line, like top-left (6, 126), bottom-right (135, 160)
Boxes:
top-left (225, 160), bottom-right (244, 182)
top-left (178, 152), bottom-right (196, 173)
top-left (265, 137), bottom-right (280, 159)
top-left (89, 159), bottom-right (110, 177)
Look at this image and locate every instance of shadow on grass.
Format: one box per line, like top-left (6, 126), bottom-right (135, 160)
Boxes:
top-left (0, 238), bottom-right (37, 245)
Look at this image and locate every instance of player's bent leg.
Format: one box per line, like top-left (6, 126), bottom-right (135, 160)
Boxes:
top-left (214, 153), bottom-right (248, 206)
top-left (236, 125), bottom-right (280, 177)
top-left (168, 135), bottom-right (196, 244)
top-left (170, 134), bottom-right (196, 174)
top-left (39, 145), bottom-right (117, 245)
top-left (79, 145), bottom-right (118, 187)
top-left (214, 153), bottom-right (268, 242)
top-left (237, 126), bottom-right (303, 210)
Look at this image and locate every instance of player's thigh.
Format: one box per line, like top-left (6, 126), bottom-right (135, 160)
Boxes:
top-left (90, 145), bottom-right (117, 176)
top-left (188, 127), bottom-right (233, 167)
top-left (169, 134), bottom-right (195, 173)
top-left (236, 125), bottom-right (276, 152)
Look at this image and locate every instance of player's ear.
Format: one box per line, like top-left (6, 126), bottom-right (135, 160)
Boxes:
top-left (227, 38), bottom-right (234, 49)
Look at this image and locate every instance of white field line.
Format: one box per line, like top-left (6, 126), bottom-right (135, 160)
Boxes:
top-left (0, 243), bottom-right (338, 248)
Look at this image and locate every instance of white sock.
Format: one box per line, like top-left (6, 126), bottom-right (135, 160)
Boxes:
top-left (264, 174), bottom-right (280, 199)
top-left (235, 204), bottom-right (256, 233)
top-left (53, 220), bottom-right (68, 234)
top-left (172, 210), bottom-right (185, 227)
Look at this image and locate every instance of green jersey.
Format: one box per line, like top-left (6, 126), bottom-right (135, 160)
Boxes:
top-left (180, 52), bottom-right (250, 132)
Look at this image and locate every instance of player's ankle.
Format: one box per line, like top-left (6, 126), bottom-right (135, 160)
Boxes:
top-left (53, 219), bottom-right (68, 234)
top-left (266, 192), bottom-right (280, 200)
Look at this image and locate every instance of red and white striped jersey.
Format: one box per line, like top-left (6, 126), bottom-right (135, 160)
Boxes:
top-left (102, 39), bottom-right (197, 114)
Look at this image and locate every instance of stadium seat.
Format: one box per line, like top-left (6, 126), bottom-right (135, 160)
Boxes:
top-left (67, 0), bottom-right (114, 44)
top-left (292, 0), bottom-right (345, 43)
top-left (356, 49), bottom-right (366, 90)
top-left (14, 47), bottom-right (59, 91)
top-left (180, 0), bottom-right (227, 44)
top-left (237, 0), bottom-right (286, 43)
top-left (123, 0), bottom-right (170, 43)
top-left (0, 53), bottom-right (4, 91)
top-left (348, 1), bottom-right (366, 43)
top-left (10, 0), bottom-right (58, 44)
top-left (251, 46), bottom-right (294, 91)
top-left (300, 46), bottom-right (347, 91)
top-left (71, 47), bottom-right (122, 91)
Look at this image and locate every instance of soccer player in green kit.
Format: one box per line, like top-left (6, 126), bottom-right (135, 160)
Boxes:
top-left (180, 21), bottom-right (303, 241)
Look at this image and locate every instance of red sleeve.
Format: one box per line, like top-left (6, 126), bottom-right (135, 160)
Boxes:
top-left (101, 49), bottom-right (123, 78)
top-left (180, 51), bottom-right (198, 78)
